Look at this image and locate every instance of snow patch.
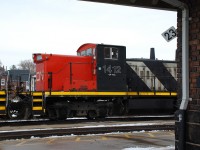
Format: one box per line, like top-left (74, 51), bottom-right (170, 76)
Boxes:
top-left (122, 146), bottom-right (175, 150)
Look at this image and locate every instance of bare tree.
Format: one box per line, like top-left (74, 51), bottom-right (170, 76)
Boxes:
top-left (18, 59), bottom-right (35, 74)
top-left (10, 65), bottom-right (17, 70)
top-left (0, 60), bottom-right (5, 75)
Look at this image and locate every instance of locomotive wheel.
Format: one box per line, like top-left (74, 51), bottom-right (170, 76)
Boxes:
top-left (48, 108), bottom-right (67, 120)
top-left (87, 110), bottom-right (97, 120)
top-left (113, 100), bottom-right (126, 115)
top-left (56, 108), bottom-right (67, 120)
top-left (7, 102), bottom-right (31, 120)
top-left (98, 107), bottom-right (108, 119)
top-left (48, 108), bottom-right (57, 121)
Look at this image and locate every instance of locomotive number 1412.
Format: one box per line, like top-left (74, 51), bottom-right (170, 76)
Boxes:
top-left (102, 65), bottom-right (121, 75)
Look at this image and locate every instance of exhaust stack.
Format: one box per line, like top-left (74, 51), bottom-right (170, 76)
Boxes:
top-left (150, 48), bottom-right (155, 60)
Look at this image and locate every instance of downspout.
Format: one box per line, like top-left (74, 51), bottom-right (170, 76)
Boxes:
top-left (161, 0), bottom-right (189, 150)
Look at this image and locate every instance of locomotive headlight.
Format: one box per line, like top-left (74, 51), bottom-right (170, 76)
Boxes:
top-left (10, 96), bottom-right (22, 103)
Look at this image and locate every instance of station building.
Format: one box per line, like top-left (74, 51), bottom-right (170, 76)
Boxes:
top-left (0, 70), bottom-right (30, 92)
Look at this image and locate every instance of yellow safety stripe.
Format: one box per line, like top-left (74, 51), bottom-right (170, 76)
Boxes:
top-left (129, 92), bottom-right (177, 96)
top-left (0, 91), bottom-right (6, 95)
top-left (32, 92), bottom-right (43, 96)
top-left (33, 99), bottom-right (43, 102)
top-left (0, 98), bottom-right (6, 101)
top-left (155, 92), bottom-right (177, 96)
top-left (45, 91), bottom-right (177, 96)
top-left (45, 91), bottom-right (128, 96)
top-left (0, 106), bottom-right (6, 111)
top-left (32, 107), bottom-right (43, 111)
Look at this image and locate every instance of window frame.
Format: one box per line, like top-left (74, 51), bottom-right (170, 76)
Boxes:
top-left (104, 47), bottom-right (119, 60)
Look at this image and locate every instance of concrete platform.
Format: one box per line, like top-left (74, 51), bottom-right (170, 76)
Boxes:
top-left (0, 130), bottom-right (174, 150)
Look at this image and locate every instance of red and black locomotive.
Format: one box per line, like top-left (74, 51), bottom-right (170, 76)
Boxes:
top-left (1, 43), bottom-right (177, 120)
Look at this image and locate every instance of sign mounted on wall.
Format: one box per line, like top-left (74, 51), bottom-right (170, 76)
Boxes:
top-left (161, 26), bottom-right (177, 42)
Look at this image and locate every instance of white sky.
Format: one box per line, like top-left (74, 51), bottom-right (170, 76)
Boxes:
top-left (0, 0), bottom-right (177, 68)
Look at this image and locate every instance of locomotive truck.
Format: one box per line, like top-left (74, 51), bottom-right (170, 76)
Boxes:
top-left (0, 43), bottom-right (177, 120)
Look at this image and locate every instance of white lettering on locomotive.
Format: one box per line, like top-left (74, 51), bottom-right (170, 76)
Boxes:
top-left (36, 72), bottom-right (44, 81)
top-left (102, 65), bottom-right (121, 75)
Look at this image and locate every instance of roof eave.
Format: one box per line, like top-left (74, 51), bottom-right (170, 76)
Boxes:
top-left (80, 0), bottom-right (177, 11)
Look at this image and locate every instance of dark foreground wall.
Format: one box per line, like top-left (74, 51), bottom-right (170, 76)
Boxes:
top-left (176, 0), bottom-right (200, 149)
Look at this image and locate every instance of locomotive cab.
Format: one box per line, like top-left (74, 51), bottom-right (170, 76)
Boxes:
top-left (77, 43), bottom-right (127, 92)
top-left (96, 44), bottom-right (127, 91)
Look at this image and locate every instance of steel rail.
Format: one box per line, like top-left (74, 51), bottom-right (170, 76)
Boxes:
top-left (0, 116), bottom-right (174, 127)
top-left (0, 124), bottom-right (174, 141)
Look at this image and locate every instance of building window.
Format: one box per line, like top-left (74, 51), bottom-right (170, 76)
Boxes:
top-left (174, 68), bottom-right (177, 78)
top-left (169, 68), bottom-right (171, 73)
top-left (146, 71), bottom-right (150, 79)
top-left (140, 71), bottom-right (144, 80)
top-left (1, 79), bottom-right (5, 86)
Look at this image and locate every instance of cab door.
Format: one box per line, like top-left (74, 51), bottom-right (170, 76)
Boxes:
top-left (96, 44), bottom-right (127, 91)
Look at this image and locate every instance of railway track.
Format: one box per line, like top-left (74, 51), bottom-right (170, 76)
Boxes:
top-left (0, 115), bottom-right (174, 127)
top-left (0, 115), bottom-right (175, 141)
top-left (0, 124), bottom-right (174, 141)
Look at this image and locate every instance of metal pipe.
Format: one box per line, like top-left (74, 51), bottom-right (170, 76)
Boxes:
top-left (180, 7), bottom-right (189, 110)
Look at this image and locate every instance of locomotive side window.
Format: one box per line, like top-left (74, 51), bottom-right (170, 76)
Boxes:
top-left (93, 48), bottom-right (95, 56)
top-left (104, 48), bottom-right (111, 58)
top-left (86, 48), bottom-right (92, 56)
top-left (81, 50), bottom-right (86, 56)
top-left (36, 55), bottom-right (42, 61)
top-left (104, 47), bottom-right (118, 60)
top-left (79, 48), bottom-right (93, 56)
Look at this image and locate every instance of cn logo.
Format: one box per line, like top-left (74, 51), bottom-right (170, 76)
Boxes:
top-left (36, 72), bottom-right (44, 81)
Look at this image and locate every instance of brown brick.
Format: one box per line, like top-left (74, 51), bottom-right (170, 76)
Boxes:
top-left (191, 78), bottom-right (197, 83)
top-left (190, 72), bottom-right (199, 78)
top-left (188, 104), bottom-right (199, 111)
top-left (197, 22), bottom-right (200, 28)
top-left (191, 23), bottom-right (197, 29)
top-left (197, 67), bottom-right (200, 72)
top-left (190, 45), bottom-right (197, 51)
top-left (197, 45), bottom-right (200, 50)
top-left (190, 34), bottom-right (197, 40)
top-left (193, 17), bottom-right (200, 23)
top-left (191, 61), bottom-right (199, 66)
top-left (189, 99), bottom-right (197, 105)
top-left (190, 28), bottom-right (199, 34)
top-left (190, 39), bottom-right (200, 45)
top-left (191, 56), bottom-right (197, 61)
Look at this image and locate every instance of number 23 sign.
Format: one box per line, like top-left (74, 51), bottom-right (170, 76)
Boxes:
top-left (161, 26), bottom-right (177, 42)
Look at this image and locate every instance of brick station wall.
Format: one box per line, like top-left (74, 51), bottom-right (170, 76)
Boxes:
top-left (177, 0), bottom-right (200, 149)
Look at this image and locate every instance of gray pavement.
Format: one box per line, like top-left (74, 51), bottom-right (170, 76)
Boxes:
top-left (0, 130), bottom-right (175, 150)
